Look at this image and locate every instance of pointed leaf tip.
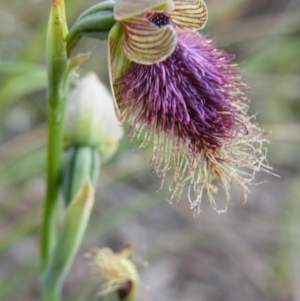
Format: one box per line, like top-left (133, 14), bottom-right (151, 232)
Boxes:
top-left (72, 178), bottom-right (94, 206)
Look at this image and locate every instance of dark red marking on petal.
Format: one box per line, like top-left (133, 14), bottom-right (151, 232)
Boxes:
top-left (117, 280), bottom-right (133, 300)
top-left (147, 12), bottom-right (172, 28)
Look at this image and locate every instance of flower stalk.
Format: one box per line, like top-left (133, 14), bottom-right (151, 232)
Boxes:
top-left (41, 0), bottom-right (68, 270)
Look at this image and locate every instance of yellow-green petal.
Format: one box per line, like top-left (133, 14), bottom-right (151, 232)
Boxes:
top-left (108, 22), bottom-right (131, 120)
top-left (121, 16), bottom-right (177, 65)
top-left (114, 0), bottom-right (174, 20)
top-left (170, 0), bottom-right (208, 31)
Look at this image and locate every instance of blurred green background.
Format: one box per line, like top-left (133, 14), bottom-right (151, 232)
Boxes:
top-left (0, 0), bottom-right (300, 300)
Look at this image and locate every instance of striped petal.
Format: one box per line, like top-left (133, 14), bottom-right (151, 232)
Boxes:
top-left (121, 16), bottom-right (177, 64)
top-left (171, 0), bottom-right (208, 31)
top-left (115, 0), bottom-right (174, 20)
top-left (108, 22), bottom-right (131, 120)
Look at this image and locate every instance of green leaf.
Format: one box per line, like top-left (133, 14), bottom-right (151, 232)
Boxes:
top-left (0, 61), bottom-right (47, 111)
top-left (42, 179), bottom-right (95, 301)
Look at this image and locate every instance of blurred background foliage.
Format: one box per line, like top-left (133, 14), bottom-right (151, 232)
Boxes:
top-left (0, 0), bottom-right (300, 300)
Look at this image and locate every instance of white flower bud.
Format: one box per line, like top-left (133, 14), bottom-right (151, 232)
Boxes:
top-left (65, 72), bottom-right (123, 156)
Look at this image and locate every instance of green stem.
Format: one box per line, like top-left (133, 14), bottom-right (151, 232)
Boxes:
top-left (41, 0), bottom-right (68, 270)
top-left (41, 98), bottom-right (66, 270)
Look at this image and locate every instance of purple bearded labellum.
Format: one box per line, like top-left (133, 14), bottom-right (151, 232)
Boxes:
top-left (109, 0), bottom-right (273, 214)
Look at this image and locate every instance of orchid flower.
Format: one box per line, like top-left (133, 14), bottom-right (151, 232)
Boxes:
top-left (108, 0), bottom-right (271, 213)
top-left (86, 245), bottom-right (140, 299)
